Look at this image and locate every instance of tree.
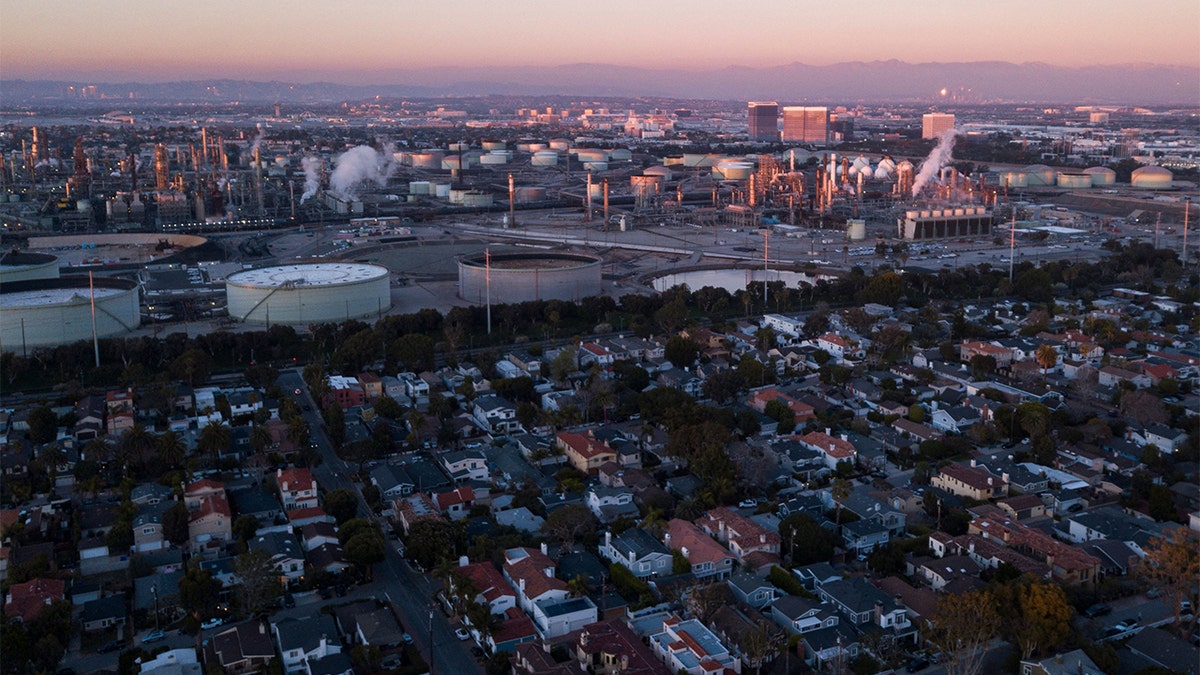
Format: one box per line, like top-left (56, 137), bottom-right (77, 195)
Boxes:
top-left (234, 549), bottom-right (282, 616)
top-left (1141, 527), bottom-right (1199, 633)
top-left (232, 515), bottom-right (260, 547)
top-left (969, 354), bottom-right (997, 378)
top-left (170, 349), bottom-right (212, 386)
top-left (664, 335), bottom-right (700, 369)
top-left (831, 478), bottom-right (851, 526)
top-left (27, 405), bottom-right (58, 444)
top-left (541, 504), bottom-right (597, 548)
top-left (991, 578), bottom-right (1072, 660)
top-left (550, 348), bottom-right (578, 382)
top-left (157, 430), bottom-right (187, 469)
top-left (926, 590), bottom-right (999, 675)
top-left (683, 582), bottom-right (730, 623)
top-left (343, 525), bottom-right (386, 581)
top-left (405, 519), bottom-right (462, 571)
top-left (1118, 389), bottom-right (1168, 428)
top-left (324, 404), bottom-right (346, 449)
top-left (324, 488), bottom-right (359, 525)
top-left (178, 566), bottom-right (220, 624)
top-left (779, 513), bottom-right (836, 566)
top-left (1034, 344), bottom-right (1058, 375)
top-left (162, 501), bottom-right (191, 546)
top-left (196, 423), bottom-right (231, 465)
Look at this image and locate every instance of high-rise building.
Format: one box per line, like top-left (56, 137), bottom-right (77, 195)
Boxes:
top-left (922, 113), bottom-right (955, 139)
top-left (747, 102), bottom-right (778, 142)
top-left (781, 107), bottom-right (828, 145)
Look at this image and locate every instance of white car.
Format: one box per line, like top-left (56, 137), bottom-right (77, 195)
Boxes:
top-left (201, 618), bottom-right (224, 630)
top-left (455, 627), bottom-right (471, 641)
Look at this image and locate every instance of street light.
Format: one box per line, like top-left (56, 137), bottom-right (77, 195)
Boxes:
top-left (428, 605), bottom-right (435, 675)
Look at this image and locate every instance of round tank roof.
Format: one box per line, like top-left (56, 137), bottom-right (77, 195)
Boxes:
top-left (227, 262), bottom-right (389, 288)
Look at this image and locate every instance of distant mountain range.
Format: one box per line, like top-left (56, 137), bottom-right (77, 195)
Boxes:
top-left (3, 61), bottom-right (1197, 105)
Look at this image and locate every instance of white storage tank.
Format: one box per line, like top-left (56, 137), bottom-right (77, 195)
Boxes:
top-left (226, 263), bottom-right (391, 325)
top-left (643, 165), bottom-right (673, 181)
top-left (608, 148), bottom-right (633, 161)
top-left (549, 139), bottom-right (571, 151)
top-left (435, 184), bottom-right (452, 198)
top-left (575, 148), bottom-right (609, 163)
top-left (481, 141), bottom-right (506, 152)
top-left (1, 276), bottom-right (140, 349)
top-left (410, 152), bottom-right (443, 169)
top-left (531, 151), bottom-right (559, 167)
top-left (1131, 166), bottom-right (1173, 189)
top-left (582, 162), bottom-right (608, 172)
top-left (846, 219), bottom-right (867, 241)
top-left (447, 142), bottom-right (470, 152)
top-left (458, 251), bottom-right (602, 304)
top-left (479, 152), bottom-right (509, 165)
top-left (1024, 164), bottom-right (1056, 186)
top-left (1000, 171), bottom-right (1028, 188)
top-left (1083, 167), bottom-right (1116, 187)
top-left (0, 252), bottom-right (60, 285)
top-left (409, 181), bottom-right (432, 196)
top-left (1057, 172), bottom-right (1092, 189)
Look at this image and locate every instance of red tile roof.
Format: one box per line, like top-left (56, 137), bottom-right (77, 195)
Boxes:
top-left (191, 493), bottom-right (231, 521)
top-left (797, 431), bottom-right (856, 459)
top-left (665, 519), bottom-right (734, 567)
top-left (4, 578), bottom-right (66, 622)
top-left (276, 468), bottom-right (316, 493)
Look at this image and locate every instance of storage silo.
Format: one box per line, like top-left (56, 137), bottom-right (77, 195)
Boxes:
top-left (1024, 164), bottom-right (1056, 186)
top-left (1057, 172), bottom-right (1092, 189)
top-left (1000, 172), bottom-right (1029, 189)
top-left (1, 276), bottom-right (140, 349)
top-left (457, 252), bottom-right (602, 304)
top-left (608, 148), bottom-right (633, 161)
top-left (1083, 167), bottom-right (1116, 187)
top-left (225, 263), bottom-right (391, 325)
top-left (0, 251), bottom-right (60, 285)
top-left (531, 151), bottom-right (559, 167)
top-left (1131, 166), bottom-right (1173, 189)
top-left (410, 152), bottom-right (443, 169)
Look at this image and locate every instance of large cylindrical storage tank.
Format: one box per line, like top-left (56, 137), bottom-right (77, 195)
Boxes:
top-left (434, 184), bottom-right (452, 198)
top-left (479, 152), bottom-right (509, 166)
top-left (583, 161), bottom-right (608, 172)
top-left (643, 165), bottom-right (673, 181)
top-left (410, 152), bottom-right (443, 169)
top-left (846, 219), bottom-right (867, 241)
top-left (1000, 171), bottom-right (1029, 188)
top-left (409, 181), bottom-right (432, 196)
top-left (682, 153), bottom-right (707, 167)
top-left (481, 141), bottom-right (506, 152)
top-left (549, 139), bottom-right (571, 152)
top-left (714, 161), bottom-right (753, 180)
top-left (531, 151), bottom-right (559, 167)
top-left (458, 252), bottom-right (602, 304)
top-left (0, 252), bottom-right (59, 285)
top-left (226, 263), bottom-right (391, 325)
top-left (575, 149), bottom-right (608, 164)
top-left (1, 276), bottom-right (140, 349)
top-left (1131, 166), bottom-right (1173, 189)
top-left (608, 148), bottom-right (632, 162)
top-left (1024, 165), bottom-right (1056, 186)
top-left (1083, 167), bottom-right (1116, 187)
top-left (447, 142), bottom-right (470, 152)
top-left (1057, 172), bottom-right (1092, 189)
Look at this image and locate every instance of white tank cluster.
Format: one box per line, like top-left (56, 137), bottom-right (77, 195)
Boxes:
top-left (1131, 166), bottom-right (1173, 189)
top-left (1024, 165), bottom-right (1057, 187)
top-left (1, 276), bottom-right (141, 349)
top-left (225, 262), bottom-right (391, 325)
top-left (1083, 167), bottom-right (1116, 186)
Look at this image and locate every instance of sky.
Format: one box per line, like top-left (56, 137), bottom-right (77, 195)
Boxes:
top-left (2, 0), bottom-right (1198, 83)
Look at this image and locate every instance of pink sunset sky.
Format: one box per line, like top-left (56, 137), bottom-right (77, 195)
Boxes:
top-left (2, 0), bottom-right (1197, 82)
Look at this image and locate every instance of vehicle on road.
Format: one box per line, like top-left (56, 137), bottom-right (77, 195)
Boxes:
top-left (201, 617), bottom-right (224, 630)
top-left (97, 640), bottom-right (123, 653)
top-left (906, 656), bottom-right (930, 672)
top-left (141, 629), bottom-right (165, 644)
top-left (402, 633), bottom-right (413, 644)
top-left (455, 627), bottom-right (471, 641)
top-left (1083, 603), bottom-right (1112, 618)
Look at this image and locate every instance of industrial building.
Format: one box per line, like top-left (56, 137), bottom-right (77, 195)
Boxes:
top-left (781, 107), bottom-right (828, 145)
top-left (897, 207), bottom-right (993, 240)
top-left (225, 262), bottom-right (391, 325)
top-left (457, 251), bottom-right (602, 305)
top-left (747, 102), bottom-right (779, 142)
top-left (922, 113), bottom-right (956, 139)
top-left (1, 276), bottom-right (141, 351)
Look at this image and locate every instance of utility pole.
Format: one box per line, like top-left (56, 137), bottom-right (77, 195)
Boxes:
top-left (428, 606), bottom-right (435, 675)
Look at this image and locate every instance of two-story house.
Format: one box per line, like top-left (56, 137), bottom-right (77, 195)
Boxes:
top-left (472, 394), bottom-right (520, 435)
top-left (696, 507), bottom-right (781, 568)
top-left (599, 529), bottom-right (673, 579)
top-left (275, 468), bottom-right (319, 511)
top-left (931, 462), bottom-right (1008, 501)
top-left (272, 615), bottom-right (341, 675)
top-left (584, 486), bottom-right (639, 524)
top-left (557, 431), bottom-right (617, 476)
top-left (502, 547), bottom-right (569, 613)
top-left (664, 519), bottom-right (735, 580)
top-left (441, 449), bottom-right (489, 483)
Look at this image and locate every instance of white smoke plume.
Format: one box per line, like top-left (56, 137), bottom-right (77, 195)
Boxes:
top-left (300, 156), bottom-right (322, 203)
top-left (328, 145), bottom-right (395, 199)
top-left (248, 125), bottom-right (265, 159)
top-left (911, 128), bottom-right (957, 198)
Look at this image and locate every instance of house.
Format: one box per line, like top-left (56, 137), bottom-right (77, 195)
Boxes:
top-left (299, 522), bottom-right (340, 552)
top-left (472, 395), bottom-right (520, 435)
top-left (600, 529), bottom-right (673, 579)
top-left (930, 405), bottom-right (982, 434)
top-left (997, 494), bottom-right (1047, 521)
top-left (357, 372), bottom-right (383, 401)
top-left (932, 463), bottom-right (1008, 500)
top-left (915, 555), bottom-right (982, 590)
top-left (565, 618), bottom-right (667, 675)
top-left (248, 532), bottom-right (305, 586)
top-left (648, 614), bottom-right (739, 675)
top-left (816, 333), bottom-right (853, 363)
top-left (272, 615), bottom-right (341, 675)
top-left (794, 430), bottom-right (858, 470)
top-left (1020, 649), bottom-right (1105, 675)
top-left (452, 560), bottom-right (518, 616)
top-left (326, 376), bottom-right (365, 409)
top-left (585, 486), bottom-right (640, 523)
top-left (80, 593), bottom-right (127, 632)
top-left (433, 486), bottom-right (475, 521)
top-left (727, 572), bottom-right (777, 609)
top-left (663, 519), bottom-right (735, 580)
top-left (308, 543), bottom-right (352, 576)
top-left (353, 608), bottom-right (406, 649)
top-left (133, 503), bottom-right (169, 553)
top-left (960, 341), bottom-right (1013, 368)
top-left (139, 648), bottom-right (202, 675)
top-left (1124, 627), bottom-right (1200, 675)
top-left (842, 519), bottom-right (891, 555)
top-left (531, 596), bottom-right (598, 639)
top-left (4, 578), bottom-right (66, 622)
top-left (441, 449), bottom-right (489, 483)
top-left (503, 547), bottom-right (569, 613)
top-left (579, 343), bottom-right (616, 368)
top-left (184, 479), bottom-right (226, 509)
top-left (769, 595), bottom-right (840, 635)
top-left (816, 577), bottom-right (912, 636)
top-left (205, 621), bottom-right (276, 675)
top-left (189, 493), bottom-right (232, 555)
top-left (746, 388), bottom-right (816, 423)
top-left (276, 468), bottom-right (319, 511)
top-left (696, 507), bottom-right (781, 566)
top-left (969, 513), bottom-right (1100, 586)
top-left (557, 431), bottom-right (617, 476)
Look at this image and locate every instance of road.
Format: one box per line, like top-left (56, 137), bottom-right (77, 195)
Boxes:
top-left (279, 369), bottom-right (483, 675)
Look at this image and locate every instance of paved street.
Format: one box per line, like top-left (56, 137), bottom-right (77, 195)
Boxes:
top-left (279, 370), bottom-right (483, 675)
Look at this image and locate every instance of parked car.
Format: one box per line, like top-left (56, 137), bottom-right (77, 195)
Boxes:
top-left (141, 629), bottom-right (165, 644)
top-left (402, 633), bottom-right (414, 644)
top-left (97, 640), bottom-right (123, 653)
top-left (201, 617), bottom-right (224, 630)
top-left (1083, 603), bottom-right (1112, 618)
top-left (455, 627), bottom-right (471, 641)
top-left (906, 657), bottom-right (930, 673)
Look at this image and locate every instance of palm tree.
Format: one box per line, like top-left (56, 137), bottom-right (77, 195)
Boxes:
top-left (157, 430), bottom-right (187, 469)
top-left (1035, 344), bottom-right (1057, 375)
top-left (120, 425), bottom-right (156, 470)
top-left (196, 422), bottom-right (232, 466)
top-left (249, 424), bottom-right (273, 456)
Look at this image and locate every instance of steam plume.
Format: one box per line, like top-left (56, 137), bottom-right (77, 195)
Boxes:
top-left (300, 156), bottom-right (321, 203)
top-left (911, 128), bottom-right (957, 198)
top-left (328, 145), bottom-right (395, 199)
